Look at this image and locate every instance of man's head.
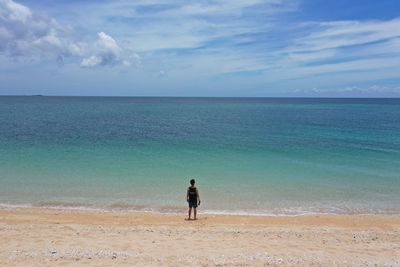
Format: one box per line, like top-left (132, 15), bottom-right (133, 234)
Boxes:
top-left (190, 179), bottom-right (195, 186)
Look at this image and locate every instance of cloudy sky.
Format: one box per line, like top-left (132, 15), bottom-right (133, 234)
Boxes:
top-left (1, 0), bottom-right (400, 96)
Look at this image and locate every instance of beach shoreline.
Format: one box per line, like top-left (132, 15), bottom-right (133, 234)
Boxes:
top-left (1, 207), bottom-right (399, 266)
top-left (2, 202), bottom-right (400, 217)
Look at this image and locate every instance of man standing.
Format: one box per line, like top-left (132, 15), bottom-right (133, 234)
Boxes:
top-left (187, 179), bottom-right (201, 220)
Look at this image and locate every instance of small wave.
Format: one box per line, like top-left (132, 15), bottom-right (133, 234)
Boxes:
top-left (108, 203), bottom-right (147, 210)
top-left (0, 203), bottom-right (33, 209)
top-left (158, 205), bottom-right (187, 214)
top-left (34, 201), bottom-right (95, 208)
top-left (1, 201), bottom-right (400, 216)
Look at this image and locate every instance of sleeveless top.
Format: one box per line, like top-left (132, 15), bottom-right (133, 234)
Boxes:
top-left (188, 187), bottom-right (197, 202)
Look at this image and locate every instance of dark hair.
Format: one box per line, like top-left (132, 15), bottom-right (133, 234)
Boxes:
top-left (190, 179), bottom-right (195, 186)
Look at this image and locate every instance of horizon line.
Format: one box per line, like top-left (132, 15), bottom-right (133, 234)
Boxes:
top-left (1, 95), bottom-right (400, 99)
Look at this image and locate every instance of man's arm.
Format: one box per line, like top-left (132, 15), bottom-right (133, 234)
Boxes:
top-left (196, 188), bottom-right (201, 205)
top-left (186, 188), bottom-right (189, 202)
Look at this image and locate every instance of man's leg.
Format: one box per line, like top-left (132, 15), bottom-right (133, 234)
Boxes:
top-left (188, 207), bottom-right (192, 220)
top-left (194, 207), bottom-right (197, 220)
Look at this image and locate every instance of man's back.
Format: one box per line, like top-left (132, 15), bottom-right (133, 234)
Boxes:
top-left (188, 186), bottom-right (197, 202)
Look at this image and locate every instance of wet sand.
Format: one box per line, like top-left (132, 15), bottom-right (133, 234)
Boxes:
top-left (1, 208), bottom-right (399, 266)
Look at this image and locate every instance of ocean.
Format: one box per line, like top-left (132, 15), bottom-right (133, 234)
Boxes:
top-left (1, 96), bottom-right (399, 215)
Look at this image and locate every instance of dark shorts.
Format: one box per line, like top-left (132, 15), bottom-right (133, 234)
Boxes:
top-left (188, 201), bottom-right (198, 208)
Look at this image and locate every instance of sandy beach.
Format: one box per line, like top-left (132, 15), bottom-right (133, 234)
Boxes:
top-left (0, 208), bottom-right (399, 266)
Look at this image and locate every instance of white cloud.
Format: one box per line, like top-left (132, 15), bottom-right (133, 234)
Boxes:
top-left (0, 0), bottom-right (82, 58)
top-left (81, 32), bottom-right (139, 68)
top-left (286, 18), bottom-right (400, 60)
top-left (253, 17), bottom-right (400, 86)
top-left (159, 0), bottom-right (288, 17)
top-left (335, 85), bottom-right (400, 94)
top-left (80, 55), bottom-right (102, 68)
top-left (0, 0), bottom-right (139, 67)
top-left (295, 85), bottom-right (400, 96)
top-left (1, 0), bottom-right (31, 23)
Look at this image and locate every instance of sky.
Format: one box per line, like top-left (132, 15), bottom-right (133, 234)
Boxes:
top-left (0, 0), bottom-right (400, 97)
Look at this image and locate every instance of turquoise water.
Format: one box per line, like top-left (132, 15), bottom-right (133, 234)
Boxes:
top-left (1, 96), bottom-right (399, 214)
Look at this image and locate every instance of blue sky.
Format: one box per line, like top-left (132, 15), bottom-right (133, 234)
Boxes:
top-left (1, 0), bottom-right (400, 96)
